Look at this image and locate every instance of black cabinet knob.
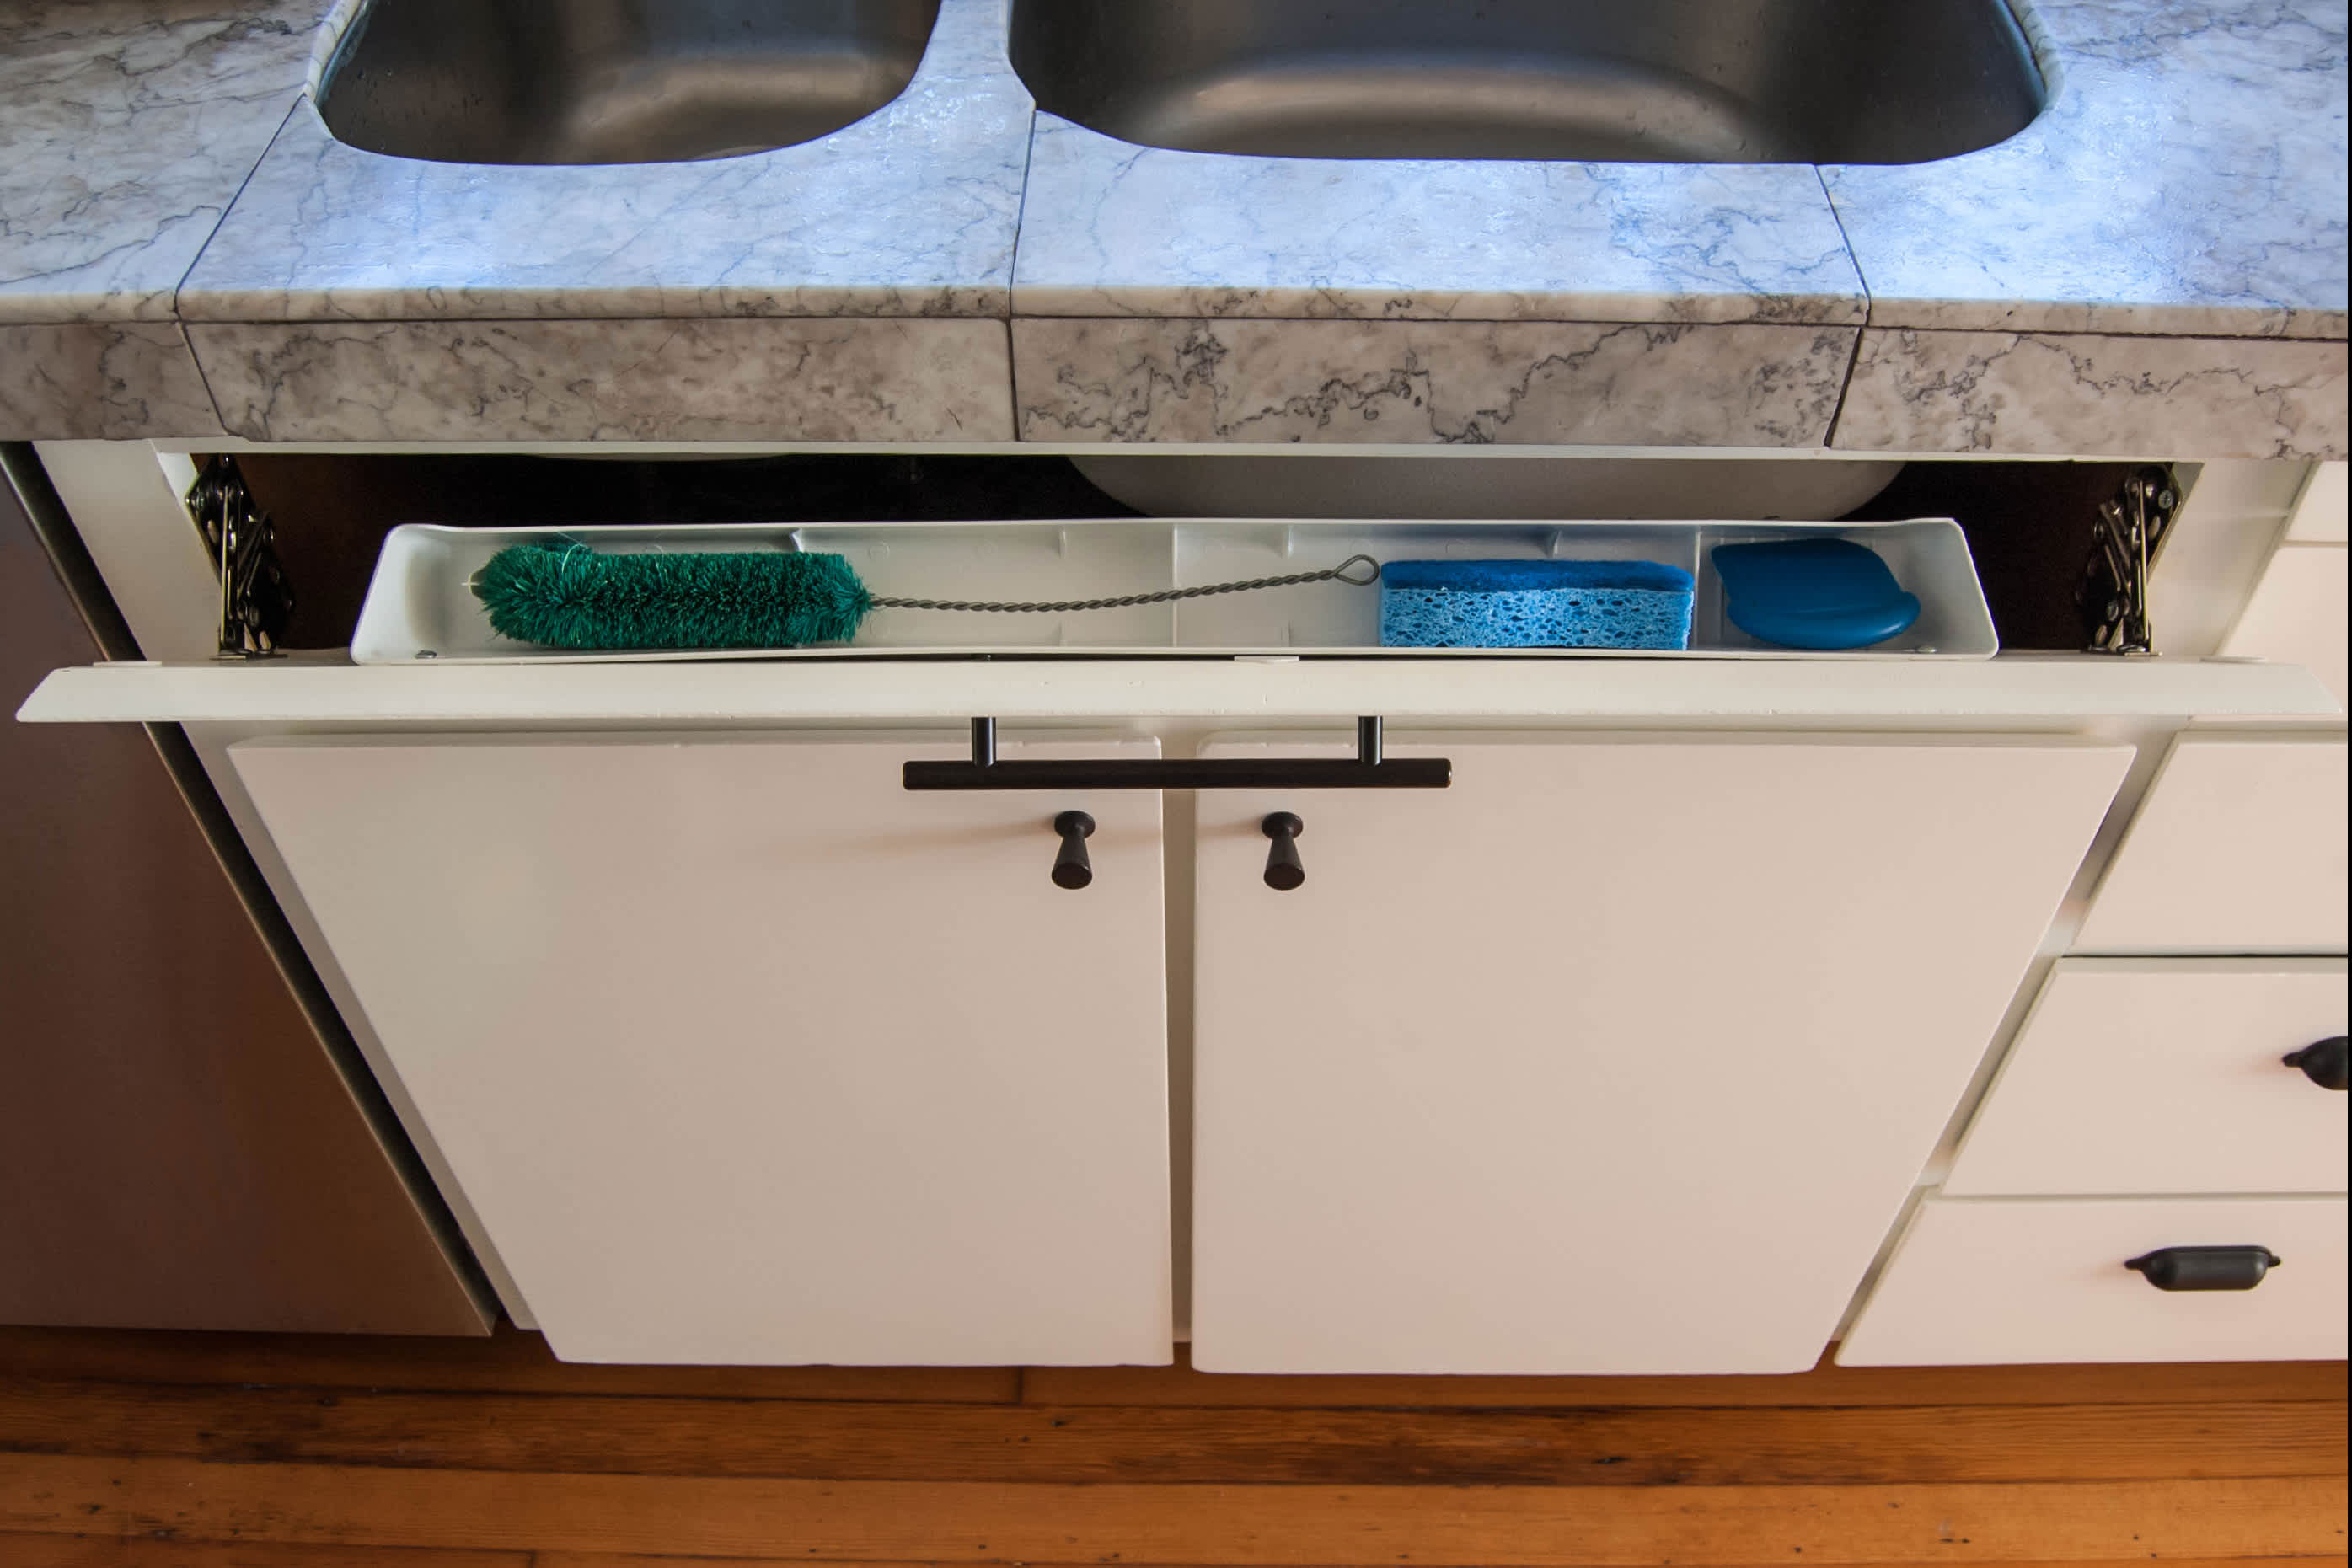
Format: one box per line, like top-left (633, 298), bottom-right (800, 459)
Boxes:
top-left (2125, 1245), bottom-right (2281, 1292)
top-left (1262, 811), bottom-right (1305, 891)
top-left (2284, 1036), bottom-right (2349, 1091)
top-left (1051, 811), bottom-right (1095, 890)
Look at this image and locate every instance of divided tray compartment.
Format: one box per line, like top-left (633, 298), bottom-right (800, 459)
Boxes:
top-left (351, 517), bottom-right (1996, 664)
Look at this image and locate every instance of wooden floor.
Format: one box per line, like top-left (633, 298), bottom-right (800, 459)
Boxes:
top-left (0, 1325), bottom-right (2341, 1566)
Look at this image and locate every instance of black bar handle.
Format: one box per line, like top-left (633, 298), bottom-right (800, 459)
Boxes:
top-left (2285, 1036), bottom-right (2349, 1091)
top-left (1262, 812), bottom-right (1305, 891)
top-left (906, 716), bottom-right (1449, 792)
top-left (2125, 1245), bottom-right (2281, 1292)
top-left (910, 757), bottom-right (1449, 790)
top-left (1051, 811), bottom-right (1095, 890)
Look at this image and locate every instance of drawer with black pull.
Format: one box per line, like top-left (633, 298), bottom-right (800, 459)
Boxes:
top-left (1838, 1196), bottom-right (2348, 1365)
top-left (1946, 958), bottom-right (2348, 1197)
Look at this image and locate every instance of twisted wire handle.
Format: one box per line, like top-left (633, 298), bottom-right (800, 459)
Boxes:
top-left (871, 554), bottom-right (1380, 614)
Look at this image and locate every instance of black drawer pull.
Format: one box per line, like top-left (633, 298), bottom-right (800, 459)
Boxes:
top-left (2284, 1036), bottom-right (2349, 1091)
top-left (907, 718), bottom-right (1449, 792)
top-left (1262, 812), bottom-right (1305, 891)
top-left (1051, 811), bottom-right (1096, 890)
top-left (2125, 1245), bottom-right (2281, 1292)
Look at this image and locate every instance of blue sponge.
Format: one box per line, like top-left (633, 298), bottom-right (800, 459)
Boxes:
top-left (1710, 538), bottom-right (1921, 650)
top-left (1380, 559), bottom-right (1695, 650)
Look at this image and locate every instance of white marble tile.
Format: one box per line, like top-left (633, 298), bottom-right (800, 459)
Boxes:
top-left (178, 0), bottom-right (1031, 322)
top-left (1013, 116), bottom-right (1867, 326)
top-left (1013, 319), bottom-right (1858, 447)
top-left (1832, 329), bottom-right (2349, 459)
top-left (0, 322), bottom-right (225, 439)
top-left (1824, 0), bottom-right (2349, 340)
top-left (188, 318), bottom-right (1014, 443)
top-left (8, 0), bottom-right (2339, 450)
top-left (0, 0), bottom-right (332, 324)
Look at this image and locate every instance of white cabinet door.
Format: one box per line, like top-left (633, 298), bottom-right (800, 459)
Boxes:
top-left (1192, 735), bottom-right (2130, 1373)
top-left (232, 733), bottom-right (1172, 1366)
top-left (2075, 736), bottom-right (2349, 955)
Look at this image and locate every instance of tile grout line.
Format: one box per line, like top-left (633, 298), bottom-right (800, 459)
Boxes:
top-left (1002, 104), bottom-right (1043, 440)
top-left (1815, 163), bottom-right (1873, 452)
top-left (171, 94), bottom-right (307, 437)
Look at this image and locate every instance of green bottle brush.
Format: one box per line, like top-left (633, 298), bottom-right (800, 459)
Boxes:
top-left (472, 540), bottom-right (1383, 651)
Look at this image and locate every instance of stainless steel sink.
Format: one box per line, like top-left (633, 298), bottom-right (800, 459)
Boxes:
top-left (1010, 0), bottom-right (2046, 163)
top-left (319, 0), bottom-right (944, 165)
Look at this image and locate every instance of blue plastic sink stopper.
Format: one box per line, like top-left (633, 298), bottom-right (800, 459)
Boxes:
top-left (1380, 559), bottom-right (1695, 650)
top-left (1709, 538), bottom-right (1922, 650)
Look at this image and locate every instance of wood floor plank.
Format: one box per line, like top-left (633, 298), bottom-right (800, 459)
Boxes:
top-left (4, 1319), bottom-right (2335, 1415)
top-left (4, 1325), bottom-right (2336, 1413)
top-left (0, 1325), bottom-right (1018, 1405)
top-left (540, 1560), bottom-right (2352, 1568)
top-left (1024, 1346), bottom-right (2351, 1408)
top-left (0, 1535), bottom-right (528, 1567)
top-left (0, 1378), bottom-right (2339, 1486)
top-left (2, 1454), bottom-right (2342, 1564)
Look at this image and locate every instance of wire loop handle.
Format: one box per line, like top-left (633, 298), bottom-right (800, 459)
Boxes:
top-left (873, 554), bottom-right (1380, 614)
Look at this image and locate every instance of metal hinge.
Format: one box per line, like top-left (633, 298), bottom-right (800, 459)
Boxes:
top-left (185, 454), bottom-right (293, 658)
top-left (2077, 463), bottom-right (2180, 656)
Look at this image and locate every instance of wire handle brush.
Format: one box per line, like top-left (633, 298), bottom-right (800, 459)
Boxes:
top-left (472, 541), bottom-right (1381, 651)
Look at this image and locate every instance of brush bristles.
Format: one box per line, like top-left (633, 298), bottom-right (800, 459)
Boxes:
top-left (472, 543), bottom-right (876, 650)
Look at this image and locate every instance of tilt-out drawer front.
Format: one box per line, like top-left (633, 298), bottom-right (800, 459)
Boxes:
top-left (1838, 1196), bottom-right (2349, 1366)
top-left (1945, 958), bottom-right (2348, 1197)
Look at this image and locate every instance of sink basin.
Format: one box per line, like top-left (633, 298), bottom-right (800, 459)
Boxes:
top-left (319, 0), bottom-right (944, 165)
top-left (1010, 0), bottom-right (2046, 164)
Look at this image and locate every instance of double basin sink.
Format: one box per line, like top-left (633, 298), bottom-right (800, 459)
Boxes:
top-left (320, 0), bottom-right (2046, 168)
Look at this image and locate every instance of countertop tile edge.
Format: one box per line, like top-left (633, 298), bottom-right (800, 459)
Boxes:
top-left (185, 317), bottom-right (1016, 445)
top-left (1009, 317), bottom-right (1859, 448)
top-left (1833, 326), bottom-right (2349, 461)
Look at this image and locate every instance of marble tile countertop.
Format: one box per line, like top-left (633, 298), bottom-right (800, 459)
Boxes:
top-left (0, 0), bottom-right (345, 436)
top-left (0, 0), bottom-right (2344, 453)
top-left (1829, 0), bottom-right (2349, 340)
top-left (0, 0), bottom-right (338, 324)
top-left (174, 0), bottom-right (1032, 323)
top-left (1014, 0), bottom-right (2348, 338)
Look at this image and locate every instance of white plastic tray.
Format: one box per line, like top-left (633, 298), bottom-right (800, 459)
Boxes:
top-left (351, 516), bottom-right (1997, 664)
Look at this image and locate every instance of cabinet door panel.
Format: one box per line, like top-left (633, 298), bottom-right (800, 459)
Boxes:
top-left (1192, 736), bottom-right (2130, 1373)
top-left (232, 734), bottom-right (1171, 1366)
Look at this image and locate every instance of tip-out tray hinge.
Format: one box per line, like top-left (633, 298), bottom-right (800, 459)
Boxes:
top-left (2078, 464), bottom-right (2179, 656)
top-left (186, 454), bottom-right (293, 661)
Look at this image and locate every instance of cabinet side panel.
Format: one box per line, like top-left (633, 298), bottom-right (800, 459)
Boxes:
top-left (0, 458), bottom-right (485, 1334)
